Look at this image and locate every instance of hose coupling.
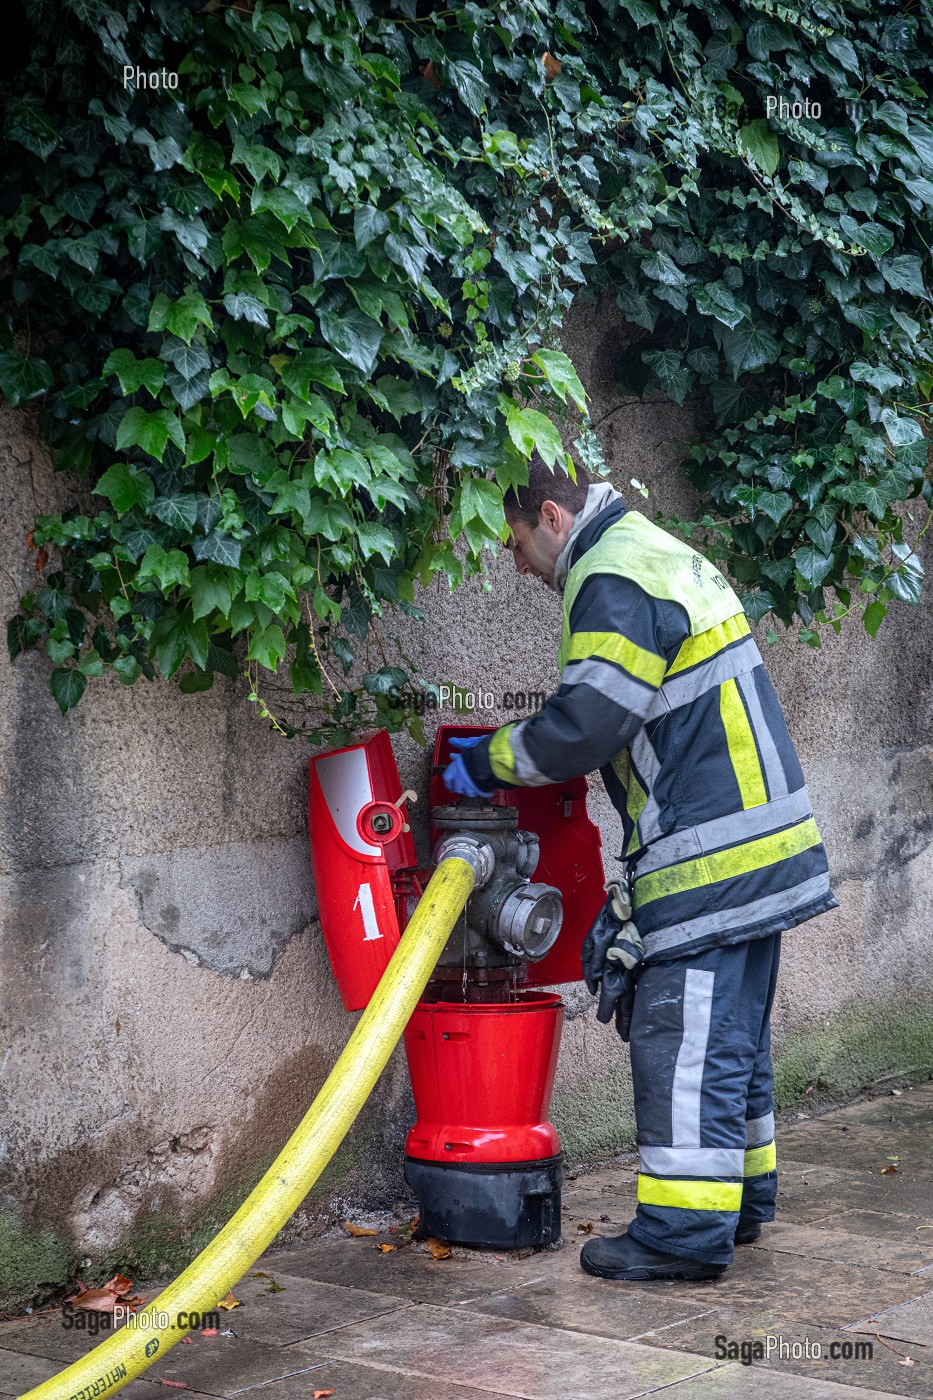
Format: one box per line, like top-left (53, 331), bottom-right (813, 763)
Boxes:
top-left (434, 834), bottom-right (495, 889)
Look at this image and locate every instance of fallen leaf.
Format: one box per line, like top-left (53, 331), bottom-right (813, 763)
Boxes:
top-left (420, 60), bottom-right (442, 89)
top-left (157, 1381), bottom-right (189, 1389)
top-left (577, 1221), bottom-right (594, 1235)
top-left (261, 1280), bottom-right (285, 1293)
top-left (881, 1164), bottom-right (899, 1174)
top-left (35, 546), bottom-right (49, 572)
top-left (218, 1292), bottom-right (241, 1310)
top-left (200, 1328), bottom-right (218, 1337)
top-left (342, 1221), bottom-right (378, 1238)
top-left (376, 1243), bottom-right (396, 1254)
top-left (542, 51), bottom-right (562, 78)
top-left (250, 1271), bottom-right (272, 1279)
top-left (26, 530), bottom-right (34, 549)
top-left (65, 1274), bottom-right (144, 1314)
top-left (426, 1237), bottom-right (451, 1260)
top-left (180, 1338), bottom-right (193, 1346)
top-left (312, 1390), bottom-right (335, 1398)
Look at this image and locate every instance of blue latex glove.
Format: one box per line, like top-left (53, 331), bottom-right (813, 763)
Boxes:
top-left (448, 734), bottom-right (485, 752)
top-left (444, 735), bottom-right (497, 797)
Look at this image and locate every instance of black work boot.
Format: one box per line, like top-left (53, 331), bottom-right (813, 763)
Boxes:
top-left (580, 1230), bottom-right (727, 1281)
top-left (734, 1219), bottom-right (764, 1245)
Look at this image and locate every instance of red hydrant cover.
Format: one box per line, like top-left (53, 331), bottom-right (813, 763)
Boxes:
top-left (308, 730), bottom-right (417, 1011)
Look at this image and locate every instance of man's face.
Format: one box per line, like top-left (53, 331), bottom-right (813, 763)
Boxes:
top-left (504, 501), bottom-right (573, 587)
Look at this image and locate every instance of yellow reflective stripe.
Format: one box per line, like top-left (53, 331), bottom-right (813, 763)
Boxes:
top-left (744, 1142), bottom-right (777, 1176)
top-left (720, 677), bottom-right (768, 808)
top-left (565, 630), bottom-right (667, 688)
top-left (635, 818), bottom-right (822, 907)
top-left (488, 723), bottom-right (517, 782)
top-left (638, 1174), bottom-right (743, 1212)
top-left (667, 613), bottom-right (750, 676)
top-left (611, 750), bottom-right (648, 855)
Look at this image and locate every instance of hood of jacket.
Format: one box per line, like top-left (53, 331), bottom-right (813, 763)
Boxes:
top-left (551, 481), bottom-right (625, 594)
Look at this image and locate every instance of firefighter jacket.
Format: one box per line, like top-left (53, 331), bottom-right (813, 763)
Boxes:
top-left (463, 494), bottom-right (839, 964)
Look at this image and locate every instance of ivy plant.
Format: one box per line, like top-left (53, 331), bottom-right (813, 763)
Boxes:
top-left (2, 0), bottom-right (931, 735)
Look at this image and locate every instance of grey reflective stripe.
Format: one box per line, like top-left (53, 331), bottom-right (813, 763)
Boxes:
top-left (671, 968), bottom-right (715, 1147)
top-left (645, 636), bottom-right (762, 721)
top-left (644, 873), bottom-right (833, 957)
top-left (509, 720), bottom-right (551, 784)
top-left (737, 671), bottom-right (788, 799)
top-left (561, 656), bottom-right (656, 716)
top-left (639, 1145), bottom-right (744, 1178)
top-left (630, 729), bottom-right (663, 842)
top-left (634, 787), bottom-right (814, 876)
top-left (746, 1112), bottom-right (775, 1147)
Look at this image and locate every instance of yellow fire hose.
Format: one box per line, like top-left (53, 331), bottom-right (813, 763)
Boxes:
top-left (21, 855), bottom-right (476, 1400)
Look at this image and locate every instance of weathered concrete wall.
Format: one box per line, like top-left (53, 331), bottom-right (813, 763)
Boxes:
top-left (2, 295), bottom-right (932, 1307)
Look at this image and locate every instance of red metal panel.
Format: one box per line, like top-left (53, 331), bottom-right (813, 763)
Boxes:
top-left (308, 730), bottom-right (416, 1012)
top-left (403, 993), bottom-right (563, 1164)
top-left (431, 725), bottom-right (605, 988)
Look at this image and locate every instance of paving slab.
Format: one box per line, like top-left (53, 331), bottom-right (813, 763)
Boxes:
top-left (639, 1306), bottom-right (933, 1398)
top-left (195, 1268), bottom-right (410, 1346)
top-left (745, 1220), bottom-right (933, 1276)
top-left (659, 1361), bottom-right (913, 1400)
top-left (847, 1289), bottom-right (933, 1346)
top-left (802, 1207), bottom-right (933, 1245)
top-left (303, 1303), bottom-right (724, 1399)
top-left (255, 1237), bottom-right (540, 1306)
top-left (0, 1344), bottom-right (215, 1399)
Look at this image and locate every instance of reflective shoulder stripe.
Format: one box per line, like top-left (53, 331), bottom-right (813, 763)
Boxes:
top-left (744, 1141), bottom-right (777, 1176)
top-left (637, 1175), bottom-right (743, 1212)
top-left (648, 636), bottom-right (762, 720)
top-left (634, 817), bottom-right (823, 909)
top-left (565, 629), bottom-right (667, 689)
top-left (667, 613), bottom-right (751, 676)
top-left (488, 723), bottom-right (518, 782)
top-left (720, 677), bottom-right (768, 809)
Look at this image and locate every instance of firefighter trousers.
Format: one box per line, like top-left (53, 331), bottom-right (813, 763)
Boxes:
top-left (626, 931), bottom-right (780, 1267)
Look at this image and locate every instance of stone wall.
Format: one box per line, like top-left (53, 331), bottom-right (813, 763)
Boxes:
top-left (2, 297), bottom-right (931, 1308)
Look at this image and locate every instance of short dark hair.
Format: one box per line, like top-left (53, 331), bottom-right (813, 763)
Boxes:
top-left (500, 452), bottom-right (591, 527)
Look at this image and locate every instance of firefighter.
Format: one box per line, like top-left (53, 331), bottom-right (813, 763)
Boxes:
top-left (443, 455), bottom-right (838, 1281)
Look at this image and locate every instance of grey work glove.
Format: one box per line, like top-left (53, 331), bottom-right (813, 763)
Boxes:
top-left (580, 879), bottom-right (645, 1043)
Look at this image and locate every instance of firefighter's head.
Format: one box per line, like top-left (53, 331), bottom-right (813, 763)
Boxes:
top-left (501, 453), bottom-right (591, 586)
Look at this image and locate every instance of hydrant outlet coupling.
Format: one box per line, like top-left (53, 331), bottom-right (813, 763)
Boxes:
top-left (434, 834), bottom-right (495, 889)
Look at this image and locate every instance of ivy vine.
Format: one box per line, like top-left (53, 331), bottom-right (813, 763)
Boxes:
top-left (2, 0), bottom-right (930, 735)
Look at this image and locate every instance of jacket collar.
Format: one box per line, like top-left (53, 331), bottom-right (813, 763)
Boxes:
top-left (551, 482), bottom-right (627, 594)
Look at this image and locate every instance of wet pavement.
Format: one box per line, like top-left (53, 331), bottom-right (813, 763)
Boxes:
top-left (2, 1083), bottom-right (932, 1399)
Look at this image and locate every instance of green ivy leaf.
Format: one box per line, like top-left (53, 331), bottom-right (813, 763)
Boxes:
top-left (317, 306), bottom-right (383, 375)
top-left (721, 323), bottom-right (782, 377)
top-left (50, 667), bottom-right (87, 714)
top-left (737, 119), bottom-right (780, 176)
top-left (137, 543), bottom-right (191, 591)
top-left (505, 405), bottom-right (564, 468)
top-left (103, 348), bottom-right (165, 397)
top-left (116, 407), bottom-right (185, 462)
top-left (0, 351), bottom-right (53, 405)
top-left (532, 349), bottom-right (587, 410)
top-left (93, 462), bottom-right (155, 515)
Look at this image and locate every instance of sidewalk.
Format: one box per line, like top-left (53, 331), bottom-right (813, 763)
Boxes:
top-left (2, 1084), bottom-right (932, 1399)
